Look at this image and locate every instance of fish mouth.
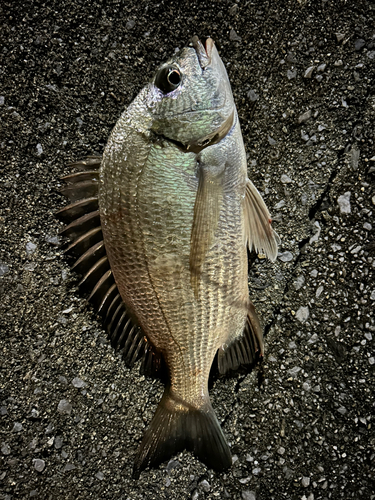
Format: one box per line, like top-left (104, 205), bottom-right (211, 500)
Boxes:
top-left (192, 36), bottom-right (214, 69)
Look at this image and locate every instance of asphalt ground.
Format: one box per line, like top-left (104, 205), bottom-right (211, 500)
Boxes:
top-left (0, 0), bottom-right (374, 499)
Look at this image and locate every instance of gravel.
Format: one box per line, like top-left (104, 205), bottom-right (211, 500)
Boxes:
top-left (1, 0), bottom-right (374, 499)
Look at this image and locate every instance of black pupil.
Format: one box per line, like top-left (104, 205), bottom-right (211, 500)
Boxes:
top-left (155, 66), bottom-right (182, 93)
top-left (168, 70), bottom-right (180, 85)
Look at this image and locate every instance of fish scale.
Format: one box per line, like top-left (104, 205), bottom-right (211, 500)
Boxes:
top-left (58, 37), bottom-right (279, 477)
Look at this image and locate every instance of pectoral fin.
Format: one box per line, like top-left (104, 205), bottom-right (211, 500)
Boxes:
top-left (244, 179), bottom-right (280, 261)
top-left (190, 168), bottom-right (224, 296)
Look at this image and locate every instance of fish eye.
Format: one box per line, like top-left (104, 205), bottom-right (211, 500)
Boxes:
top-left (155, 66), bottom-right (182, 93)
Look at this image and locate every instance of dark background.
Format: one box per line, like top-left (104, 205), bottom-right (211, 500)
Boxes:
top-left (1, 0), bottom-right (374, 499)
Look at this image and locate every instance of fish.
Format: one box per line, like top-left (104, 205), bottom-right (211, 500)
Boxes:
top-left (57, 36), bottom-right (279, 478)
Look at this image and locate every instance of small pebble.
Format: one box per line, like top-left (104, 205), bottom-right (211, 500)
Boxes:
top-left (278, 251), bottom-right (293, 262)
top-left (288, 366), bottom-right (301, 376)
top-left (26, 242), bottom-right (37, 255)
top-left (268, 136), bottom-right (277, 146)
top-left (199, 480), bottom-right (210, 492)
top-left (337, 192), bottom-right (351, 213)
top-left (354, 38), bottom-right (366, 51)
top-left (72, 377), bottom-right (86, 388)
top-left (33, 459), bottom-right (45, 472)
top-left (45, 235), bottom-right (60, 245)
top-left (0, 263), bottom-right (10, 277)
top-left (303, 66), bottom-right (314, 78)
top-left (274, 200), bottom-right (286, 209)
top-left (301, 130), bottom-right (309, 142)
top-left (310, 221), bottom-right (321, 243)
top-left (57, 399), bottom-right (72, 415)
top-left (308, 333), bottom-right (318, 344)
top-left (298, 110), bottom-right (312, 124)
top-left (287, 69), bottom-right (297, 80)
top-left (281, 174), bottom-right (292, 184)
top-left (229, 4), bottom-right (239, 15)
top-left (54, 436), bottom-right (63, 449)
top-left (1, 443), bottom-right (11, 455)
top-left (293, 275), bottom-right (305, 290)
top-left (242, 490), bottom-right (256, 500)
top-left (12, 422), bottom-right (23, 432)
top-left (296, 306), bottom-right (309, 323)
top-left (229, 29), bottom-right (241, 42)
top-left (166, 459), bottom-right (181, 473)
top-left (350, 147), bottom-right (360, 170)
top-left (247, 89), bottom-right (259, 102)
top-left (302, 476), bottom-right (310, 487)
top-left (192, 490), bottom-right (199, 500)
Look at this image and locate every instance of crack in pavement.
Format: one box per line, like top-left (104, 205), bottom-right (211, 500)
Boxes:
top-left (226, 146), bottom-right (348, 410)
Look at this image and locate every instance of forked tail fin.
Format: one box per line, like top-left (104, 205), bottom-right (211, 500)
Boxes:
top-left (132, 386), bottom-right (232, 478)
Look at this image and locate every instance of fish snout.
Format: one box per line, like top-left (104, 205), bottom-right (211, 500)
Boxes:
top-left (192, 36), bottom-right (214, 69)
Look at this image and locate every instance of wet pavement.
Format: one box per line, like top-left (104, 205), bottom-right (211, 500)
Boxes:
top-left (0, 0), bottom-right (374, 499)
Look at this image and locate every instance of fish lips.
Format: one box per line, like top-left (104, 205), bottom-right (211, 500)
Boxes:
top-left (192, 36), bottom-right (214, 69)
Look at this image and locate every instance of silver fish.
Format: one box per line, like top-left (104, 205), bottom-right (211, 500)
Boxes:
top-left (58, 37), bottom-right (279, 478)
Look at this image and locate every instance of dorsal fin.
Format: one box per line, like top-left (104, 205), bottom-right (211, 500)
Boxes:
top-left (57, 157), bottom-right (165, 379)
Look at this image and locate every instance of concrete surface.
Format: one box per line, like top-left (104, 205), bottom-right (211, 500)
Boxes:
top-left (0, 0), bottom-right (374, 499)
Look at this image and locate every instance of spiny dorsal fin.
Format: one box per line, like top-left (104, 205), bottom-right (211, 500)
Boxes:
top-left (62, 170), bottom-right (100, 184)
top-left (57, 157), bottom-right (166, 379)
top-left (61, 180), bottom-right (99, 202)
top-left (67, 156), bottom-right (102, 170)
top-left (56, 197), bottom-right (99, 223)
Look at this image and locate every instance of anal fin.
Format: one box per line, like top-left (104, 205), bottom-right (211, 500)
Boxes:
top-left (217, 300), bottom-right (263, 376)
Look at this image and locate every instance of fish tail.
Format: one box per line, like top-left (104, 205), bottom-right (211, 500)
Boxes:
top-left (132, 386), bottom-right (232, 479)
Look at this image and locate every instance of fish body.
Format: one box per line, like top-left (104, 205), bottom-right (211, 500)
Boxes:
top-left (58, 38), bottom-right (279, 477)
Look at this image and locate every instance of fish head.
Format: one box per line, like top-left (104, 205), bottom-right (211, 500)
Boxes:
top-left (147, 37), bottom-right (235, 148)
